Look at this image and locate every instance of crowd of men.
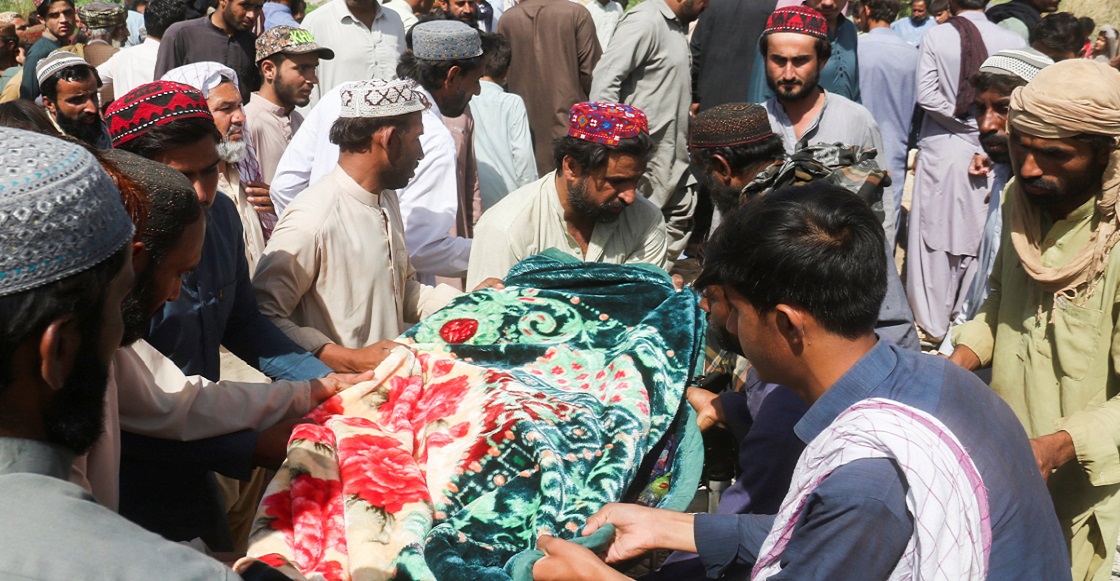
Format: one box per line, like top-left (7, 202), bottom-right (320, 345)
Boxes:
top-left (0, 0), bottom-right (1119, 578)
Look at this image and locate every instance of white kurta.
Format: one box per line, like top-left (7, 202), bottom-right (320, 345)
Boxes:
top-left (466, 171), bottom-right (669, 288)
top-left (254, 166), bottom-right (459, 354)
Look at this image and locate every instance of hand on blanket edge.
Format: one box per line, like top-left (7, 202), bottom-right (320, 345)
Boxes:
top-left (532, 535), bottom-right (628, 581)
top-left (582, 503), bottom-right (697, 563)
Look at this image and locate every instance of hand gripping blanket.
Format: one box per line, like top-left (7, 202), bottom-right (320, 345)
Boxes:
top-left (242, 251), bottom-right (705, 581)
top-left (752, 398), bottom-right (991, 581)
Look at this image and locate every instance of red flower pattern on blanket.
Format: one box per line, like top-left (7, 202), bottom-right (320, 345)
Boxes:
top-left (339, 434), bottom-right (430, 513)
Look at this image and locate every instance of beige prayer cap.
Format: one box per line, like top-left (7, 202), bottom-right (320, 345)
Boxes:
top-left (1008, 59), bottom-right (1120, 140)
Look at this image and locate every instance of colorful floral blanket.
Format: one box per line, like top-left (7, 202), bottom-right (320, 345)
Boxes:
top-left (242, 251), bottom-right (706, 581)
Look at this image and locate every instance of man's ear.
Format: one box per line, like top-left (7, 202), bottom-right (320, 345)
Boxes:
top-left (260, 59), bottom-right (276, 82)
top-left (131, 241), bottom-right (149, 280)
top-left (444, 64), bottom-right (463, 90)
top-left (773, 303), bottom-right (806, 354)
top-left (372, 123), bottom-right (396, 155)
top-left (38, 316), bottom-right (81, 392)
top-left (42, 96), bottom-right (57, 117)
top-left (561, 155), bottom-right (582, 181)
top-left (710, 153), bottom-right (734, 186)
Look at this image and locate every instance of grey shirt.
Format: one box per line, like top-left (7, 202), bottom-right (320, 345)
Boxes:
top-left (0, 437), bottom-right (240, 580)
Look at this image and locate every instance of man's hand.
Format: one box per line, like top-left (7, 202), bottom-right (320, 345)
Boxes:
top-left (947, 344), bottom-right (981, 371)
top-left (309, 371), bottom-right (375, 405)
top-left (968, 153), bottom-right (992, 178)
top-left (472, 277), bottom-right (505, 292)
top-left (689, 103), bottom-right (700, 117)
top-left (1030, 431), bottom-right (1076, 482)
top-left (532, 535), bottom-right (627, 581)
top-left (318, 340), bottom-right (410, 373)
top-left (582, 503), bottom-right (696, 563)
top-left (253, 418), bottom-right (313, 469)
top-left (686, 386), bottom-right (726, 431)
top-left (244, 180), bottom-right (276, 216)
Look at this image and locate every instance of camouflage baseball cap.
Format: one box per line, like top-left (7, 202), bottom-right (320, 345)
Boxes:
top-left (255, 25), bottom-right (335, 63)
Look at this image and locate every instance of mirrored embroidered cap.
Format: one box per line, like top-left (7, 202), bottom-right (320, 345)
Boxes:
top-left (567, 101), bottom-right (649, 147)
top-left (78, 1), bottom-right (126, 28)
top-left (689, 102), bottom-right (776, 148)
top-left (255, 25), bottom-right (335, 63)
top-left (35, 49), bottom-right (90, 86)
top-left (105, 80), bottom-right (214, 148)
top-left (978, 48), bottom-right (1054, 83)
top-left (412, 20), bottom-right (482, 61)
top-left (763, 5), bottom-right (828, 40)
top-left (339, 78), bottom-right (430, 118)
top-left (0, 128), bottom-right (134, 297)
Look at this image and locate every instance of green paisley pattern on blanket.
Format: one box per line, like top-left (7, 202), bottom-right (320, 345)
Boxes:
top-left (244, 250), bottom-right (705, 581)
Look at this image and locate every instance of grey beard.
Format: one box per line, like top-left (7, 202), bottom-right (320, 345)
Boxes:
top-left (218, 138), bottom-right (248, 164)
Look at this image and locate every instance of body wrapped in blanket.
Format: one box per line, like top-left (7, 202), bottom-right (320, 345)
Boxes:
top-left (238, 251), bottom-right (706, 581)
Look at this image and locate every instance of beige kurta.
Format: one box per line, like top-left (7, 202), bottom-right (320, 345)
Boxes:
top-left (245, 92), bottom-right (304, 185)
top-left (254, 166), bottom-right (459, 353)
top-left (466, 171), bottom-right (669, 288)
top-left (218, 170), bottom-right (267, 275)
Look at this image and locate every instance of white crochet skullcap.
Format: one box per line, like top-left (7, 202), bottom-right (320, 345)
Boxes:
top-left (339, 79), bottom-right (430, 119)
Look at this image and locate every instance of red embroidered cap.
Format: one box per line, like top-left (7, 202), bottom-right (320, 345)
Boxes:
top-left (567, 101), bottom-right (649, 147)
top-left (105, 81), bottom-right (214, 148)
top-left (763, 5), bottom-right (829, 40)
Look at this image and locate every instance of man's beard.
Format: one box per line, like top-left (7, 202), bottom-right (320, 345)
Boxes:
top-left (218, 136), bottom-right (248, 164)
top-left (766, 69), bottom-right (820, 103)
top-left (56, 112), bottom-right (104, 147)
top-left (711, 323), bottom-right (743, 357)
top-left (979, 132), bottom-right (1011, 165)
top-left (569, 177), bottom-right (625, 223)
top-left (119, 266), bottom-right (158, 347)
top-left (702, 173), bottom-right (744, 216)
top-left (42, 327), bottom-right (111, 456)
top-left (447, 8), bottom-right (478, 25)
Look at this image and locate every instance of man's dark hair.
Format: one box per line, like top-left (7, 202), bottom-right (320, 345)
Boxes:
top-left (699, 182), bottom-right (886, 338)
top-left (481, 32), bottom-right (511, 79)
top-left (968, 70), bottom-right (1027, 96)
top-left (0, 243), bottom-right (128, 398)
top-left (691, 135), bottom-right (786, 176)
top-left (865, 0), bottom-right (901, 23)
top-left (115, 116), bottom-right (221, 159)
top-left (328, 116), bottom-right (406, 153)
top-left (552, 133), bottom-right (655, 175)
top-left (928, 0), bottom-right (948, 13)
top-left (144, 0), bottom-right (188, 39)
top-left (1030, 12), bottom-right (1085, 59)
top-left (759, 34), bottom-right (832, 63)
top-left (40, 63), bottom-right (100, 102)
top-left (954, 0), bottom-right (987, 10)
top-left (0, 99), bottom-right (64, 136)
top-left (396, 50), bottom-right (484, 93)
top-left (1078, 16), bottom-right (1095, 38)
top-left (36, 0), bottom-right (74, 19)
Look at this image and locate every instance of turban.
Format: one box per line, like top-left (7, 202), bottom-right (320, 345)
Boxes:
top-left (1006, 59), bottom-right (1120, 300)
top-left (568, 102), bottom-right (648, 147)
top-left (689, 103), bottom-right (775, 148)
top-left (105, 80), bottom-right (213, 148)
top-left (0, 128), bottom-right (134, 296)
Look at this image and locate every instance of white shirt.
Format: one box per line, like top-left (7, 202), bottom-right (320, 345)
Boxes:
top-left (300, 0), bottom-right (406, 110)
top-left (96, 36), bottom-right (160, 102)
top-left (573, 0), bottom-right (623, 49)
top-left (473, 80), bottom-right (538, 209)
top-left (382, 0), bottom-right (418, 33)
top-left (271, 83), bottom-right (470, 283)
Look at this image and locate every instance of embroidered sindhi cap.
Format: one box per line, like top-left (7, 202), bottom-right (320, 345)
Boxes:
top-left (412, 20), bottom-right (482, 61)
top-left (105, 81), bottom-right (214, 148)
top-left (0, 128), bottom-right (134, 297)
top-left (978, 48), bottom-right (1054, 83)
top-left (568, 101), bottom-right (648, 147)
top-left (255, 25), bottom-right (335, 63)
top-left (35, 49), bottom-right (90, 87)
top-left (340, 78), bottom-right (430, 118)
top-left (78, 1), bottom-right (126, 28)
top-left (763, 5), bottom-right (828, 40)
top-left (690, 102), bottom-right (776, 148)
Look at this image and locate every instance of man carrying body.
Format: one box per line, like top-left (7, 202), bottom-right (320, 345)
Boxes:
top-left (747, 0), bottom-right (860, 104)
top-left (906, 0), bottom-right (1023, 343)
top-left (20, 0), bottom-right (76, 100)
top-left (246, 26), bottom-right (332, 184)
top-left (937, 47), bottom-right (1052, 354)
top-left (856, 0), bottom-right (917, 234)
top-left (531, 181), bottom-right (1069, 581)
top-left (498, 0), bottom-right (600, 173)
top-left (98, 0), bottom-right (187, 105)
top-left (949, 59), bottom-right (1120, 581)
top-left (300, 0), bottom-right (406, 109)
top-left (37, 50), bottom-right (111, 149)
top-left (255, 78), bottom-right (473, 370)
top-left (891, 0), bottom-right (936, 45)
top-left (153, 0), bottom-right (262, 102)
top-left (467, 101), bottom-right (668, 288)
top-left (590, 0), bottom-right (706, 263)
top-left (271, 21), bottom-right (485, 284)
